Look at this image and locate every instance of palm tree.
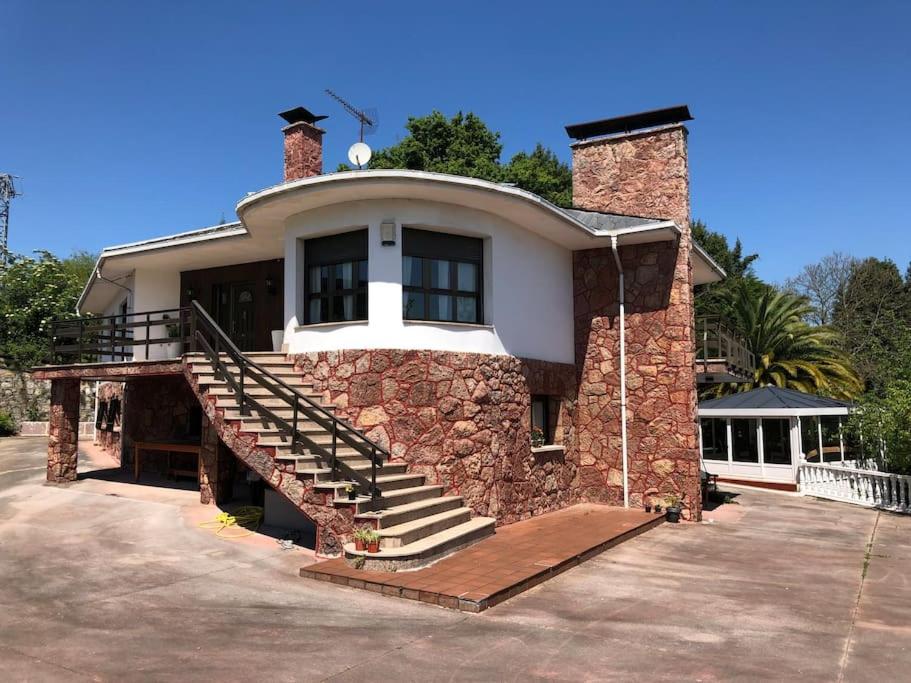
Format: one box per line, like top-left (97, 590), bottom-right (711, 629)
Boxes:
top-left (715, 284), bottom-right (863, 399)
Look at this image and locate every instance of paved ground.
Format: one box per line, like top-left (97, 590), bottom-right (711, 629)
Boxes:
top-left (0, 436), bottom-right (908, 681)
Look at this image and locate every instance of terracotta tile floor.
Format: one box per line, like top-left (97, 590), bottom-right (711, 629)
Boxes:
top-left (300, 504), bottom-right (662, 612)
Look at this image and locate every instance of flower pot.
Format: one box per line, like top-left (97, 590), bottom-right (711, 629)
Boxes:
top-left (367, 540), bottom-right (380, 553)
top-left (644, 504), bottom-right (652, 513)
top-left (654, 504), bottom-right (662, 514)
top-left (347, 490), bottom-right (356, 501)
top-left (665, 506), bottom-right (682, 523)
top-left (354, 538), bottom-right (366, 551)
top-left (271, 330), bottom-right (284, 352)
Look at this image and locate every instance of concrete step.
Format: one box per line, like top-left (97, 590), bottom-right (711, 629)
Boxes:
top-left (377, 507), bottom-right (473, 548)
top-left (213, 395), bottom-right (335, 411)
top-left (315, 472), bottom-right (425, 494)
top-left (194, 370), bottom-right (310, 385)
top-left (335, 485), bottom-right (445, 514)
top-left (344, 517), bottom-right (496, 570)
top-left (298, 462), bottom-right (408, 481)
top-left (186, 352), bottom-right (290, 364)
top-left (355, 495), bottom-right (465, 529)
top-left (208, 385), bottom-right (323, 400)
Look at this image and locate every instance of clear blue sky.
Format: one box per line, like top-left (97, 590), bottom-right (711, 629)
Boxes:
top-left (2, 1), bottom-right (909, 283)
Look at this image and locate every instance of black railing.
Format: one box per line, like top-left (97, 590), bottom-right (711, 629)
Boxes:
top-left (188, 300), bottom-right (385, 499)
top-left (49, 307), bottom-right (191, 364)
top-left (695, 315), bottom-right (755, 376)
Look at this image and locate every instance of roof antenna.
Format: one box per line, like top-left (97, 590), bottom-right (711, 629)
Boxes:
top-left (325, 88), bottom-right (378, 168)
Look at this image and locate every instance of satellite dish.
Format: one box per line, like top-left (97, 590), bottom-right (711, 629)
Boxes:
top-left (348, 142), bottom-right (372, 168)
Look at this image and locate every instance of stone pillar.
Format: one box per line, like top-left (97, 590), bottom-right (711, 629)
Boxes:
top-left (198, 414), bottom-right (218, 504)
top-left (47, 378), bottom-right (81, 483)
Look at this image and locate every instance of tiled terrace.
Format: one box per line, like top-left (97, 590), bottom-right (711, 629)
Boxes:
top-left (300, 504), bottom-right (662, 612)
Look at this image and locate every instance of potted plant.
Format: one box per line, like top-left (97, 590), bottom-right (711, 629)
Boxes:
top-left (365, 530), bottom-right (381, 553)
top-left (345, 484), bottom-right (357, 501)
top-left (644, 502), bottom-right (652, 513)
top-left (664, 493), bottom-right (683, 523)
top-left (530, 426), bottom-right (546, 448)
top-left (654, 503), bottom-right (662, 514)
top-left (353, 527), bottom-right (370, 551)
top-left (150, 313), bottom-right (183, 360)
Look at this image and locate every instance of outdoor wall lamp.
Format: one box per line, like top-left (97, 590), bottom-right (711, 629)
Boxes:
top-left (380, 220), bottom-right (396, 246)
top-left (185, 287), bottom-right (195, 299)
top-left (265, 277), bottom-right (277, 294)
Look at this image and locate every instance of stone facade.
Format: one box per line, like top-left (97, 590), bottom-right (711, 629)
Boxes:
top-left (291, 350), bottom-right (579, 525)
top-left (571, 123), bottom-right (701, 519)
top-left (94, 381), bottom-right (124, 461)
top-left (0, 368), bottom-right (94, 429)
top-left (283, 121), bottom-right (324, 181)
top-left (47, 378), bottom-right (81, 483)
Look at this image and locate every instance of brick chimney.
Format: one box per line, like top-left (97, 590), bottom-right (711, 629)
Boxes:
top-left (566, 105), bottom-right (693, 228)
top-left (279, 106), bottom-right (328, 182)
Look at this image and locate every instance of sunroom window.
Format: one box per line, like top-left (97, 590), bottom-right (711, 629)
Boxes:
top-left (402, 228), bottom-right (482, 324)
top-left (304, 230), bottom-right (368, 324)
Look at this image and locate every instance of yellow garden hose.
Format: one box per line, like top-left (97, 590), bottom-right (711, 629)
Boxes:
top-left (199, 506), bottom-right (263, 539)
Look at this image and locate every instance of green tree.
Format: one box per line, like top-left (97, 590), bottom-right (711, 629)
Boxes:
top-left (714, 283), bottom-right (863, 399)
top-left (832, 257), bottom-right (911, 391)
top-left (691, 220), bottom-right (762, 320)
top-left (0, 249), bottom-right (95, 370)
top-left (343, 110), bottom-right (574, 207)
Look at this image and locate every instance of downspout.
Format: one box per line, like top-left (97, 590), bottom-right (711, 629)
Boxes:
top-left (610, 235), bottom-right (630, 508)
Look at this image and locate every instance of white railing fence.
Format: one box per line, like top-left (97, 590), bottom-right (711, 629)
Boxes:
top-left (837, 459), bottom-right (880, 471)
top-left (799, 463), bottom-right (911, 513)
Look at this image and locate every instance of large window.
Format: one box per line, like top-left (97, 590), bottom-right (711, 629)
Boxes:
top-left (732, 418), bottom-right (759, 463)
top-left (531, 395), bottom-right (560, 446)
top-left (402, 228), bottom-right (482, 324)
top-left (762, 418), bottom-right (792, 465)
top-left (820, 416), bottom-right (843, 462)
top-left (304, 230), bottom-right (368, 324)
top-left (800, 416), bottom-right (821, 461)
top-left (700, 418), bottom-right (728, 461)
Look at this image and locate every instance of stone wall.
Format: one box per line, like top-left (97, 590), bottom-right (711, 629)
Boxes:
top-left (292, 350), bottom-right (578, 525)
top-left (94, 382), bottom-right (124, 461)
top-left (570, 122), bottom-right (701, 519)
top-left (0, 369), bottom-right (94, 429)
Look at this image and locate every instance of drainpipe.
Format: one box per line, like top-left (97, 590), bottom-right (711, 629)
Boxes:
top-left (610, 236), bottom-right (630, 508)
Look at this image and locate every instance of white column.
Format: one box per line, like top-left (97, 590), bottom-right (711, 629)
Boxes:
top-left (839, 417), bottom-right (845, 462)
top-left (726, 418), bottom-right (733, 474)
top-left (818, 416), bottom-right (824, 463)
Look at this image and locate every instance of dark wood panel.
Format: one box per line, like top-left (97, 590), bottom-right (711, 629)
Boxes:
top-left (180, 259), bottom-right (284, 352)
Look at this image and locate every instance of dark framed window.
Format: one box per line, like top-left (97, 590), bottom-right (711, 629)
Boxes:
top-left (531, 395), bottom-right (560, 446)
top-left (304, 230), bottom-right (368, 324)
top-left (732, 418), bottom-right (759, 463)
top-left (402, 228), bottom-right (483, 324)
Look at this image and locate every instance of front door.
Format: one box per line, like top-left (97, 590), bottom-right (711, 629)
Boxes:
top-left (213, 282), bottom-right (256, 351)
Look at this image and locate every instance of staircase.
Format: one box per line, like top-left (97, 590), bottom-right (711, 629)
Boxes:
top-left (182, 303), bottom-right (494, 571)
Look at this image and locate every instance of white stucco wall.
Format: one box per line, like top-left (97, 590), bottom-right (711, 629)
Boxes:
top-left (282, 199), bottom-right (575, 364)
top-left (130, 268), bottom-right (181, 361)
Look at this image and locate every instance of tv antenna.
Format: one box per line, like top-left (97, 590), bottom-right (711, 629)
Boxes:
top-left (0, 174), bottom-right (22, 265)
top-left (325, 88), bottom-right (378, 168)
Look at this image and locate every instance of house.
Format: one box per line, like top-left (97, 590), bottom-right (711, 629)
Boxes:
top-left (35, 104), bottom-right (751, 568)
top-left (699, 386), bottom-right (855, 490)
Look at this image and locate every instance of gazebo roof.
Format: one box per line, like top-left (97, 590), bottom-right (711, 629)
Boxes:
top-left (699, 387), bottom-right (852, 416)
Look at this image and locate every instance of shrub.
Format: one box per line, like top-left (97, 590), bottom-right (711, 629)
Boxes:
top-left (0, 411), bottom-right (17, 436)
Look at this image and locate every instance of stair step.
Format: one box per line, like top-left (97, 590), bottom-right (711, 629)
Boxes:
top-left (376, 507), bottom-right (473, 548)
top-left (208, 386), bottom-right (323, 399)
top-left (336, 485), bottom-right (444, 514)
top-left (315, 473), bottom-right (424, 493)
top-left (215, 396), bottom-right (336, 411)
top-left (344, 517), bottom-right (496, 565)
top-left (194, 371), bottom-right (310, 385)
top-left (297, 462), bottom-right (407, 480)
top-left (356, 495), bottom-right (465, 528)
top-left (186, 352), bottom-right (290, 364)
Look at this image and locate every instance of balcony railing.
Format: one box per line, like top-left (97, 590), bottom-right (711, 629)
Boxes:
top-left (695, 315), bottom-right (755, 381)
top-left (48, 307), bottom-right (191, 364)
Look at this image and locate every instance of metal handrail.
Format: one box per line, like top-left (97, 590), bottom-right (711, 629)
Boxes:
top-left (188, 300), bottom-right (385, 499)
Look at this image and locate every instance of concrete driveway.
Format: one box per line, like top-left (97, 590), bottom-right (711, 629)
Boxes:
top-left (0, 436), bottom-right (908, 682)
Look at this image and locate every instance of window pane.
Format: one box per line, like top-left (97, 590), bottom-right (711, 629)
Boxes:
top-left (403, 291), bottom-right (424, 319)
top-left (762, 419), bottom-right (791, 465)
top-left (428, 294), bottom-right (452, 321)
top-left (430, 259), bottom-right (450, 289)
top-left (357, 260), bottom-right (368, 287)
top-left (700, 418), bottom-right (728, 461)
top-left (309, 298), bottom-right (325, 324)
top-left (531, 398), bottom-right (545, 431)
top-left (336, 262), bottom-right (354, 290)
top-left (356, 292), bottom-right (367, 320)
top-left (309, 266), bottom-right (324, 294)
top-left (403, 256), bottom-right (423, 287)
top-left (456, 296), bottom-right (477, 323)
top-left (732, 419), bottom-right (759, 463)
top-left (331, 295), bottom-right (355, 322)
top-left (457, 262), bottom-right (477, 292)
top-left (800, 417), bottom-right (820, 461)
top-left (821, 416), bottom-right (842, 462)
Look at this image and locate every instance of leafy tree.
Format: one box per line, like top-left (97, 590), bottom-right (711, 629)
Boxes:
top-left (0, 249), bottom-right (95, 370)
top-left (784, 252), bottom-right (855, 326)
top-left (342, 110), bottom-right (574, 207)
top-left (832, 257), bottom-right (911, 391)
top-left (713, 283), bottom-right (862, 399)
top-left (691, 220), bottom-right (762, 320)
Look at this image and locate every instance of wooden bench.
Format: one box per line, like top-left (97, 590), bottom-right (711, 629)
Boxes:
top-left (133, 441), bottom-right (202, 483)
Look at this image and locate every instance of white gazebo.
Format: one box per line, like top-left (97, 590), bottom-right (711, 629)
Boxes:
top-left (699, 387), bottom-right (854, 489)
